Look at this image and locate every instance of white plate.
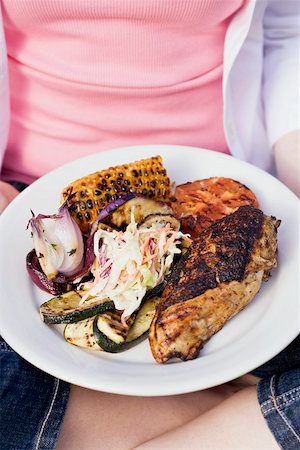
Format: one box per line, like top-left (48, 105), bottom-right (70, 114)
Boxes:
top-left (0, 145), bottom-right (299, 396)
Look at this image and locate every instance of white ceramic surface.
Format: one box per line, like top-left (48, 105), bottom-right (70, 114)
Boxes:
top-left (0, 145), bottom-right (299, 396)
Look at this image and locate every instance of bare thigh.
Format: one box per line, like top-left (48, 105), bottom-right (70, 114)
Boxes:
top-left (134, 386), bottom-right (279, 450)
top-left (56, 376), bottom-right (257, 450)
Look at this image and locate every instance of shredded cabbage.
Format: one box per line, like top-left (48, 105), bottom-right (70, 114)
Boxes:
top-left (79, 212), bottom-right (189, 320)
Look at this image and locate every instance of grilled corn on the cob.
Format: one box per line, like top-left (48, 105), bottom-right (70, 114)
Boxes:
top-left (62, 156), bottom-right (171, 234)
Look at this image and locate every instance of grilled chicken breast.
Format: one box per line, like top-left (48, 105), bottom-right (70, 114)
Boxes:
top-left (149, 205), bottom-right (280, 363)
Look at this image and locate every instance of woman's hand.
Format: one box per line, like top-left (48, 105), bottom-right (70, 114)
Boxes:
top-left (0, 180), bottom-right (19, 214)
top-left (274, 130), bottom-right (300, 197)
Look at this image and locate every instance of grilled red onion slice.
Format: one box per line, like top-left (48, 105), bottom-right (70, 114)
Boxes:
top-left (26, 232), bottom-right (96, 293)
top-left (28, 202), bottom-right (84, 280)
top-left (90, 193), bottom-right (139, 234)
top-left (54, 232), bottom-right (95, 283)
top-left (26, 249), bottom-right (68, 295)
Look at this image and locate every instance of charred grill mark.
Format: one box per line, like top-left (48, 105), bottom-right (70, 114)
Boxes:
top-left (157, 206), bottom-right (264, 313)
top-left (62, 156), bottom-right (171, 234)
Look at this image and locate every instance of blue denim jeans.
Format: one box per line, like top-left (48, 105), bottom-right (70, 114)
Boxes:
top-left (254, 335), bottom-right (300, 449)
top-left (258, 367), bottom-right (300, 449)
top-left (1, 182), bottom-right (299, 449)
top-left (0, 338), bottom-right (70, 450)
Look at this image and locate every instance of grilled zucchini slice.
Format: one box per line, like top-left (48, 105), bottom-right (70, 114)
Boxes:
top-left (93, 310), bottom-right (135, 353)
top-left (93, 296), bottom-right (160, 352)
top-left (40, 291), bottom-right (114, 324)
top-left (64, 316), bottom-right (101, 350)
top-left (126, 296), bottom-right (160, 342)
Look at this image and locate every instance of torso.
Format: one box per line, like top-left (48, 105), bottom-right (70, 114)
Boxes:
top-left (2, 0), bottom-right (245, 183)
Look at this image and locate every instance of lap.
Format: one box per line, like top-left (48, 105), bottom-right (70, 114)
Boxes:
top-left (56, 381), bottom-right (241, 450)
top-left (1, 335), bottom-right (299, 450)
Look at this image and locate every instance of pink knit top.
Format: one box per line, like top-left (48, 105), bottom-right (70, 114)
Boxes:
top-left (2, 0), bottom-right (244, 184)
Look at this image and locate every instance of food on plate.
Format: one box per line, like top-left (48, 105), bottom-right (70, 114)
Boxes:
top-left (26, 203), bottom-right (95, 295)
top-left (171, 177), bottom-right (259, 237)
top-left (27, 170), bottom-right (190, 353)
top-left (27, 193), bottom-right (181, 294)
top-left (40, 291), bottom-right (115, 324)
top-left (27, 155), bottom-right (280, 362)
top-left (64, 316), bottom-right (100, 350)
top-left (37, 201), bottom-right (185, 325)
top-left (73, 200), bottom-right (186, 320)
top-left (27, 202), bottom-right (85, 284)
top-left (61, 155), bottom-right (172, 234)
top-left (149, 205), bottom-right (280, 363)
top-left (63, 295), bottom-right (160, 352)
top-left (93, 296), bottom-right (160, 352)
top-left (104, 196), bottom-right (174, 230)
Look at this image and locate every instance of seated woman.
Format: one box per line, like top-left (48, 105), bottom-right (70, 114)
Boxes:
top-left (0, 0), bottom-right (299, 449)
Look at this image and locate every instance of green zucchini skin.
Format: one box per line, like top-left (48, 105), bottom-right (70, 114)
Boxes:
top-left (40, 284), bottom-right (160, 326)
top-left (93, 311), bottom-right (132, 353)
top-left (142, 282), bottom-right (165, 302)
top-left (126, 296), bottom-right (160, 342)
top-left (64, 316), bottom-right (101, 350)
top-left (93, 296), bottom-right (160, 353)
top-left (40, 291), bottom-right (114, 324)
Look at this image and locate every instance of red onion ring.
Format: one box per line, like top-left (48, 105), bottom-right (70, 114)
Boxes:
top-left (90, 193), bottom-right (140, 234)
top-left (26, 249), bottom-right (68, 295)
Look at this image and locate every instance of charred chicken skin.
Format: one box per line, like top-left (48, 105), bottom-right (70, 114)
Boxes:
top-left (149, 205), bottom-right (280, 363)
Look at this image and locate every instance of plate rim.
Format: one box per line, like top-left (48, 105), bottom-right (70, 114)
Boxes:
top-left (0, 144), bottom-right (299, 396)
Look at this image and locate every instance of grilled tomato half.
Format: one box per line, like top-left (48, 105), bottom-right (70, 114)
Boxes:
top-left (171, 177), bottom-right (259, 238)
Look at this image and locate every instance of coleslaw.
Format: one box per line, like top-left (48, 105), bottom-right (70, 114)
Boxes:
top-left (79, 212), bottom-right (190, 321)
